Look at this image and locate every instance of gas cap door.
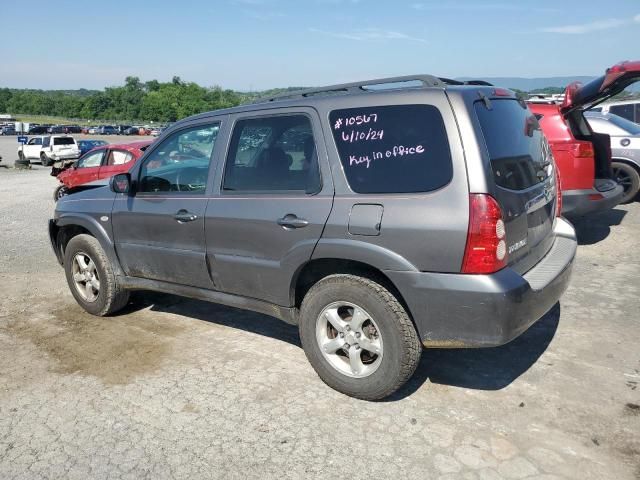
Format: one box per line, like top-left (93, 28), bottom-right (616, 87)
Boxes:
top-left (348, 204), bottom-right (383, 236)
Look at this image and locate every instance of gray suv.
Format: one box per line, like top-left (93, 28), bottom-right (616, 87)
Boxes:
top-left (49, 75), bottom-right (577, 400)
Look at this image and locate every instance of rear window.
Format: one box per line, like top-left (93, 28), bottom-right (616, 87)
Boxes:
top-left (475, 99), bottom-right (551, 191)
top-left (53, 137), bottom-right (75, 145)
top-left (329, 105), bottom-right (452, 194)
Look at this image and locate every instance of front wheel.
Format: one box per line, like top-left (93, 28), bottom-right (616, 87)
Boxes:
top-left (63, 234), bottom-right (129, 316)
top-left (53, 185), bottom-right (68, 201)
top-left (299, 274), bottom-right (422, 400)
top-left (612, 161), bottom-right (640, 204)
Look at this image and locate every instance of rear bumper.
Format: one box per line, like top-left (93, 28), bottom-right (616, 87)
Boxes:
top-left (51, 152), bottom-right (81, 161)
top-left (385, 218), bottom-right (577, 348)
top-left (562, 184), bottom-right (624, 217)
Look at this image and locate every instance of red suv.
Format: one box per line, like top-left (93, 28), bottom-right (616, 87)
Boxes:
top-left (54, 140), bottom-right (152, 200)
top-left (528, 61), bottom-right (640, 216)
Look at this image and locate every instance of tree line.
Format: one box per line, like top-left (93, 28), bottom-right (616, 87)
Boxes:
top-left (0, 76), bottom-right (294, 123)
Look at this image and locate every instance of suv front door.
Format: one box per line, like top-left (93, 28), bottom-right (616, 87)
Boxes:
top-left (111, 121), bottom-right (221, 288)
top-left (205, 109), bottom-right (334, 306)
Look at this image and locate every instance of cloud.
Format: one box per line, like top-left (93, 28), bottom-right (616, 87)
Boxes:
top-left (540, 14), bottom-right (640, 34)
top-left (310, 28), bottom-right (427, 43)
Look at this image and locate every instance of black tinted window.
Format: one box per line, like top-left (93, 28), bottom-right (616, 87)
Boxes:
top-left (223, 115), bottom-right (320, 193)
top-left (54, 137), bottom-right (75, 145)
top-left (610, 104), bottom-right (634, 122)
top-left (475, 99), bottom-right (551, 191)
top-left (329, 105), bottom-right (452, 194)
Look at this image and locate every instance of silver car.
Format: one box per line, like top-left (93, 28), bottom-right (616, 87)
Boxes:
top-left (586, 112), bottom-right (640, 203)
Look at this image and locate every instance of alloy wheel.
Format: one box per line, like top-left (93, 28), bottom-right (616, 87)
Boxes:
top-left (71, 252), bottom-right (100, 302)
top-left (315, 302), bottom-right (383, 378)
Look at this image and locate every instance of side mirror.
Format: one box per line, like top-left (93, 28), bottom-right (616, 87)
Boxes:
top-left (110, 173), bottom-right (131, 194)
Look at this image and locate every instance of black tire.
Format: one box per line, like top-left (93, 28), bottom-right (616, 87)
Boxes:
top-left (63, 234), bottom-right (129, 316)
top-left (53, 185), bottom-right (68, 201)
top-left (14, 159), bottom-right (30, 170)
top-left (299, 274), bottom-right (422, 400)
top-left (612, 161), bottom-right (640, 204)
top-left (40, 153), bottom-right (51, 167)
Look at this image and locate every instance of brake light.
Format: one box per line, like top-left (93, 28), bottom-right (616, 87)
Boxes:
top-left (461, 194), bottom-right (507, 274)
top-left (572, 142), bottom-right (594, 158)
top-left (493, 88), bottom-right (512, 97)
top-left (555, 167), bottom-right (562, 217)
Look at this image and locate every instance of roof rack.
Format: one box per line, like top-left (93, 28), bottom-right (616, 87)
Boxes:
top-left (254, 74), bottom-right (451, 103)
top-left (439, 78), bottom-right (494, 86)
top-left (254, 75), bottom-right (495, 103)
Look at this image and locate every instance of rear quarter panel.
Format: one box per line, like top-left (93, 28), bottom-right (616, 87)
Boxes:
top-left (312, 89), bottom-right (470, 273)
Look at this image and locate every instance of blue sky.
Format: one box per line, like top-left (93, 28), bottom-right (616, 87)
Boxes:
top-left (1, 0), bottom-right (638, 90)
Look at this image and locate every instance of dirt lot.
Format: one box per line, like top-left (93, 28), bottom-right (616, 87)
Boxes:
top-left (0, 135), bottom-right (639, 479)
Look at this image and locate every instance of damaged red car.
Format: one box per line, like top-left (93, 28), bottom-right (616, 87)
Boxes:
top-left (53, 140), bottom-right (153, 200)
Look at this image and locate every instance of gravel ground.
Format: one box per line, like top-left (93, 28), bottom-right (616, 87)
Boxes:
top-left (0, 136), bottom-right (639, 479)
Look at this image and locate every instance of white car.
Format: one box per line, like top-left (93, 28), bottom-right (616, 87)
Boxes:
top-left (17, 135), bottom-right (81, 166)
top-left (586, 112), bottom-right (640, 203)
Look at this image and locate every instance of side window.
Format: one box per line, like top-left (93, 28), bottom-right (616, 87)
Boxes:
top-left (223, 115), bottom-right (320, 193)
top-left (635, 104), bottom-right (640, 123)
top-left (138, 123), bottom-right (219, 194)
top-left (77, 150), bottom-right (104, 168)
top-left (43, 137), bottom-right (50, 148)
top-left (107, 150), bottom-right (134, 166)
top-left (610, 104), bottom-right (634, 122)
top-left (329, 105), bottom-right (452, 194)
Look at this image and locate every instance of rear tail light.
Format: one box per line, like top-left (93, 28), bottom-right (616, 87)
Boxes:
top-left (572, 142), bottom-right (594, 158)
top-left (461, 194), bottom-right (508, 274)
top-left (588, 193), bottom-right (604, 201)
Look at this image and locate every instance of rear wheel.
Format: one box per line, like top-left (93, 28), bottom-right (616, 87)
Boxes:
top-left (612, 161), bottom-right (640, 204)
top-left (299, 274), bottom-right (421, 400)
top-left (64, 234), bottom-right (129, 316)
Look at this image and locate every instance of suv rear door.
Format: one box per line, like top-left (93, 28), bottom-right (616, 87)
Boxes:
top-left (474, 94), bottom-right (558, 274)
top-left (204, 108), bottom-right (333, 306)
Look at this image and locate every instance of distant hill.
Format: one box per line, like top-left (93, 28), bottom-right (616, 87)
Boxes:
top-left (456, 76), bottom-right (640, 92)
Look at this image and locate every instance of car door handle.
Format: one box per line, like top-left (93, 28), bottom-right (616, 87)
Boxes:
top-left (175, 210), bottom-right (198, 223)
top-left (277, 214), bottom-right (309, 229)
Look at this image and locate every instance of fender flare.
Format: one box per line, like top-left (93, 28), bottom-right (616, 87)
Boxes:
top-left (311, 239), bottom-right (419, 272)
top-left (54, 213), bottom-right (124, 276)
top-left (611, 156), bottom-right (640, 171)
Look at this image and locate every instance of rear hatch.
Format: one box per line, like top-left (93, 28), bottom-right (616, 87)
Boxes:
top-left (474, 95), bottom-right (558, 274)
top-left (561, 61), bottom-right (640, 184)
